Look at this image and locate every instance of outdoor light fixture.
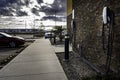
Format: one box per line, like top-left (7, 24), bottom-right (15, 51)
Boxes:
top-left (103, 7), bottom-right (108, 24)
top-left (102, 6), bottom-right (115, 75)
top-left (102, 7), bottom-right (111, 24)
top-left (72, 9), bottom-right (75, 19)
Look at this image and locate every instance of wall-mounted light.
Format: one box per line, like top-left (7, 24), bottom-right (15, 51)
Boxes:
top-left (72, 9), bottom-right (75, 19)
top-left (102, 7), bottom-right (111, 24)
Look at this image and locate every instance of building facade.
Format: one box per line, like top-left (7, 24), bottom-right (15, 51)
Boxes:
top-left (67, 0), bottom-right (120, 74)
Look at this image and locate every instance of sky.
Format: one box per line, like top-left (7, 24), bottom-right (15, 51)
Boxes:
top-left (40, 0), bottom-right (67, 26)
top-left (43, 0), bottom-right (54, 4)
top-left (20, 0), bottom-right (67, 27)
top-left (0, 0), bottom-right (67, 29)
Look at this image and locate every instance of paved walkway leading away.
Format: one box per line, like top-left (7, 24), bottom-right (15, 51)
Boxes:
top-left (0, 39), bottom-right (68, 80)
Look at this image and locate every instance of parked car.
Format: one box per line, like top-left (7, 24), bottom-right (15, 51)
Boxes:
top-left (0, 32), bottom-right (25, 47)
top-left (44, 32), bottom-right (55, 39)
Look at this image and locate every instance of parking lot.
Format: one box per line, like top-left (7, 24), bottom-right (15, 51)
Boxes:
top-left (0, 34), bottom-right (35, 69)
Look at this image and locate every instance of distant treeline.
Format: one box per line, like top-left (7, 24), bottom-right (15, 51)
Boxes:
top-left (0, 29), bottom-right (42, 34)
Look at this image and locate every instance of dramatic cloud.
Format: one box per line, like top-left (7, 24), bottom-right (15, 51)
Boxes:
top-left (37, 0), bottom-right (43, 4)
top-left (41, 0), bottom-right (66, 15)
top-left (43, 0), bottom-right (54, 4)
top-left (40, 0), bottom-right (66, 21)
top-left (0, 0), bottom-right (31, 7)
top-left (0, 0), bottom-right (66, 22)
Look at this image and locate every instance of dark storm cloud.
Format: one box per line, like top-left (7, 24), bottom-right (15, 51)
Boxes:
top-left (0, 0), bottom-right (18, 7)
top-left (0, 0), bottom-right (66, 19)
top-left (41, 0), bottom-right (66, 16)
top-left (0, 0), bottom-right (30, 16)
top-left (0, 0), bottom-right (30, 7)
top-left (0, 0), bottom-right (43, 16)
top-left (0, 0), bottom-right (43, 8)
top-left (41, 16), bottom-right (66, 22)
top-left (37, 0), bottom-right (43, 4)
top-left (31, 8), bottom-right (40, 16)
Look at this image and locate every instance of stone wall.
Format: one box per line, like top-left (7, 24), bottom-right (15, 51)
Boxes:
top-left (67, 0), bottom-right (120, 73)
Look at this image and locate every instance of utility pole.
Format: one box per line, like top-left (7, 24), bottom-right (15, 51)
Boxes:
top-left (25, 20), bottom-right (26, 29)
top-left (34, 16), bottom-right (35, 29)
top-left (55, 10), bottom-right (56, 26)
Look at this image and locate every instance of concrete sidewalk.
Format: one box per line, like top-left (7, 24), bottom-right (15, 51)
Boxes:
top-left (52, 43), bottom-right (72, 53)
top-left (0, 39), bottom-right (68, 80)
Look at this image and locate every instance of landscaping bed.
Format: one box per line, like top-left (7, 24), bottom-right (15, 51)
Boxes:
top-left (56, 52), bottom-right (119, 80)
top-left (56, 52), bottom-right (97, 80)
